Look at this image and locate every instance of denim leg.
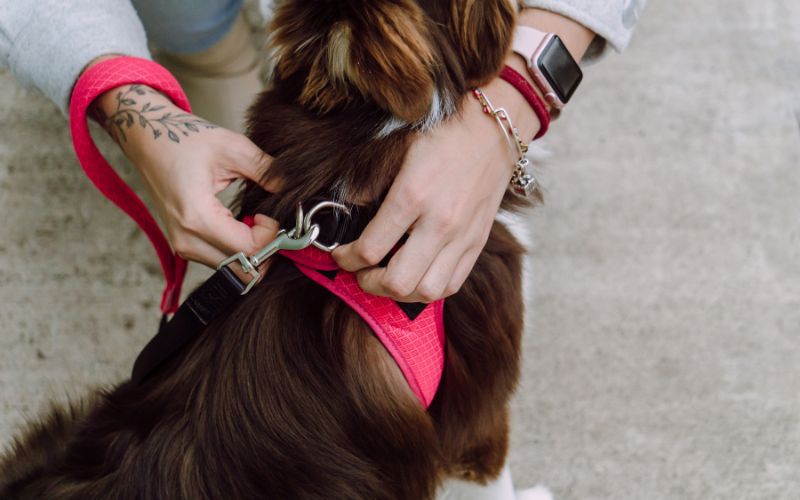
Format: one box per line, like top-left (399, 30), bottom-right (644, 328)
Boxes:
top-left (131, 0), bottom-right (245, 54)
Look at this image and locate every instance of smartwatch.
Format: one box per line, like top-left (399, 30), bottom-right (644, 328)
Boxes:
top-left (511, 26), bottom-right (583, 109)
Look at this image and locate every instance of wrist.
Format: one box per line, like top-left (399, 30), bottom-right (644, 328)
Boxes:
top-left (468, 87), bottom-right (537, 197)
top-left (80, 56), bottom-right (194, 161)
top-left (94, 83), bottom-right (175, 117)
top-left (91, 84), bottom-right (180, 160)
top-left (517, 9), bottom-right (595, 62)
top-left (506, 8), bottom-right (596, 115)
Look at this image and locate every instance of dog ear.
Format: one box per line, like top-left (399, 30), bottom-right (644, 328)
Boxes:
top-left (447, 0), bottom-right (517, 85)
top-left (269, 0), bottom-right (437, 122)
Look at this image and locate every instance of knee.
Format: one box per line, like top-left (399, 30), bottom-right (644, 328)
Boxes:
top-left (131, 0), bottom-right (244, 53)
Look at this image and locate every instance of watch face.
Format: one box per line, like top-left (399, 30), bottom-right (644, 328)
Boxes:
top-left (537, 35), bottom-right (583, 103)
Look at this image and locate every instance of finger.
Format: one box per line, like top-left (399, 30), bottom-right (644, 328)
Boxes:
top-left (332, 192), bottom-right (419, 272)
top-left (441, 213), bottom-right (494, 297)
top-left (405, 212), bottom-right (491, 301)
top-left (404, 240), bottom-right (469, 303)
top-left (224, 136), bottom-right (283, 192)
top-left (251, 213), bottom-right (281, 242)
top-left (173, 232), bottom-right (281, 291)
top-left (171, 233), bottom-right (229, 269)
top-left (193, 198), bottom-right (280, 258)
top-left (444, 245), bottom-right (483, 298)
top-left (354, 222), bottom-right (450, 300)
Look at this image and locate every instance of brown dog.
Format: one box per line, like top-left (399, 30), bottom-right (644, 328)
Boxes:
top-left (0, 1), bottom-right (537, 498)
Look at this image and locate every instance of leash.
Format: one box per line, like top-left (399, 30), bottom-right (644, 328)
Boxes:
top-left (131, 201), bottom-right (343, 385)
top-left (70, 56), bottom-right (190, 314)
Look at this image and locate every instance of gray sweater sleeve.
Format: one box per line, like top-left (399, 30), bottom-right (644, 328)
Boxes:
top-left (2, 0), bottom-right (644, 116)
top-left (0, 0), bottom-right (151, 116)
top-left (521, 0), bottom-right (647, 57)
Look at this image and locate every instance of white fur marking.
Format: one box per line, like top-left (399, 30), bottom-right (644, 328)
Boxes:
top-left (375, 116), bottom-right (407, 138)
top-left (330, 180), bottom-right (348, 205)
top-left (418, 88), bottom-right (444, 131)
top-left (374, 86), bottom-right (460, 138)
top-left (327, 23), bottom-right (351, 82)
top-left (516, 485), bottom-right (555, 500)
top-left (416, 87), bottom-right (458, 132)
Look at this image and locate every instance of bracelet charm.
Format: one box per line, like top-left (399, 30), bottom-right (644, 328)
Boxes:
top-left (511, 157), bottom-right (536, 197)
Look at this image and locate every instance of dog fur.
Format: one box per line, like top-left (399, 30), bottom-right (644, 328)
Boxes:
top-left (0, 1), bottom-right (537, 498)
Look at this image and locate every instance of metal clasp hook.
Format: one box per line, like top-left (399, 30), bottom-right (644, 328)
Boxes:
top-left (217, 200), bottom-right (350, 294)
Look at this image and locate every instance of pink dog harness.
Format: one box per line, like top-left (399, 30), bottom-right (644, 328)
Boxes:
top-left (281, 246), bottom-right (445, 407)
top-left (70, 57), bottom-right (445, 408)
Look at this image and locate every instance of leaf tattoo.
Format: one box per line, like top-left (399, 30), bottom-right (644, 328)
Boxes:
top-left (102, 85), bottom-right (216, 144)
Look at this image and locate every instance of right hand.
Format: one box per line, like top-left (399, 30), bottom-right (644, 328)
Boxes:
top-left (92, 83), bottom-right (280, 268)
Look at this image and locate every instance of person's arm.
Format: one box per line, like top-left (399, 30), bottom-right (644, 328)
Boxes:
top-left (1, 1), bottom-right (279, 268)
top-left (0, 0), bottom-right (150, 115)
top-left (502, 8), bottom-right (594, 120)
top-left (86, 59), bottom-right (280, 267)
top-left (521, 0), bottom-right (647, 58)
top-left (331, 10), bottom-right (605, 303)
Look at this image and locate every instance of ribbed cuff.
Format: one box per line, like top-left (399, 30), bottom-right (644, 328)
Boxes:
top-left (7, 0), bottom-right (151, 116)
top-left (521, 0), bottom-right (646, 59)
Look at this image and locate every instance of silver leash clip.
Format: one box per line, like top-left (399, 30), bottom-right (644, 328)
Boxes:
top-left (217, 200), bottom-right (349, 295)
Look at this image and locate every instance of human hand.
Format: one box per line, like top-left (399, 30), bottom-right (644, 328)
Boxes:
top-left (332, 74), bottom-right (541, 303)
top-left (92, 83), bottom-right (280, 268)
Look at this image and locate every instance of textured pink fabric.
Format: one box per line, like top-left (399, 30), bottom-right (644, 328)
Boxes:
top-left (282, 247), bottom-right (446, 408)
top-left (69, 57), bottom-right (191, 314)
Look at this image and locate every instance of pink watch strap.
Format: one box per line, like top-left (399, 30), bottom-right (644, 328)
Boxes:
top-left (511, 26), bottom-right (548, 63)
top-left (69, 56), bottom-right (191, 314)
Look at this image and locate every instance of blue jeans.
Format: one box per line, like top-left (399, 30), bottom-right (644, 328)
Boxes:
top-left (131, 0), bottom-right (244, 54)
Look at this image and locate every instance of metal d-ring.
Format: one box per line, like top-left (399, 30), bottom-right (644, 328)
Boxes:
top-left (294, 202), bottom-right (304, 239)
top-left (302, 200), bottom-right (350, 252)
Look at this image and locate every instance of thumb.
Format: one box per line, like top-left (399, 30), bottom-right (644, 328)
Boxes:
top-left (225, 135), bottom-right (284, 192)
top-left (199, 202), bottom-right (280, 261)
top-left (204, 212), bottom-right (282, 282)
top-left (250, 214), bottom-right (282, 248)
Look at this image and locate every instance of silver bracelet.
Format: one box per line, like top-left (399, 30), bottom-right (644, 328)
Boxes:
top-left (470, 87), bottom-right (536, 197)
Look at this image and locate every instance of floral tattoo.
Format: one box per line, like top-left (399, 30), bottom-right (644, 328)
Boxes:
top-left (95, 84), bottom-right (216, 144)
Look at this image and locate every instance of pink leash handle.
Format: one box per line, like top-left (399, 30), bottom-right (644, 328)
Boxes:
top-left (69, 56), bottom-right (191, 314)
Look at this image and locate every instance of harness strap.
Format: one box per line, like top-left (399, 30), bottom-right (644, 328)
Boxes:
top-left (70, 56), bottom-right (191, 314)
top-left (282, 247), bottom-right (446, 408)
top-left (131, 247), bottom-right (446, 407)
top-left (131, 266), bottom-right (246, 385)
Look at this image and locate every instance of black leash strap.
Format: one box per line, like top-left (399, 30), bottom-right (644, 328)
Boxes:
top-left (131, 266), bottom-right (246, 385)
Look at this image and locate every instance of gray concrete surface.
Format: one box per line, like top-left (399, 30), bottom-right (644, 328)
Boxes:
top-left (1, 1), bottom-right (799, 498)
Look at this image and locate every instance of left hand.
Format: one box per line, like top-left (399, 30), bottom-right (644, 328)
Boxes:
top-left (332, 73), bottom-right (540, 303)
